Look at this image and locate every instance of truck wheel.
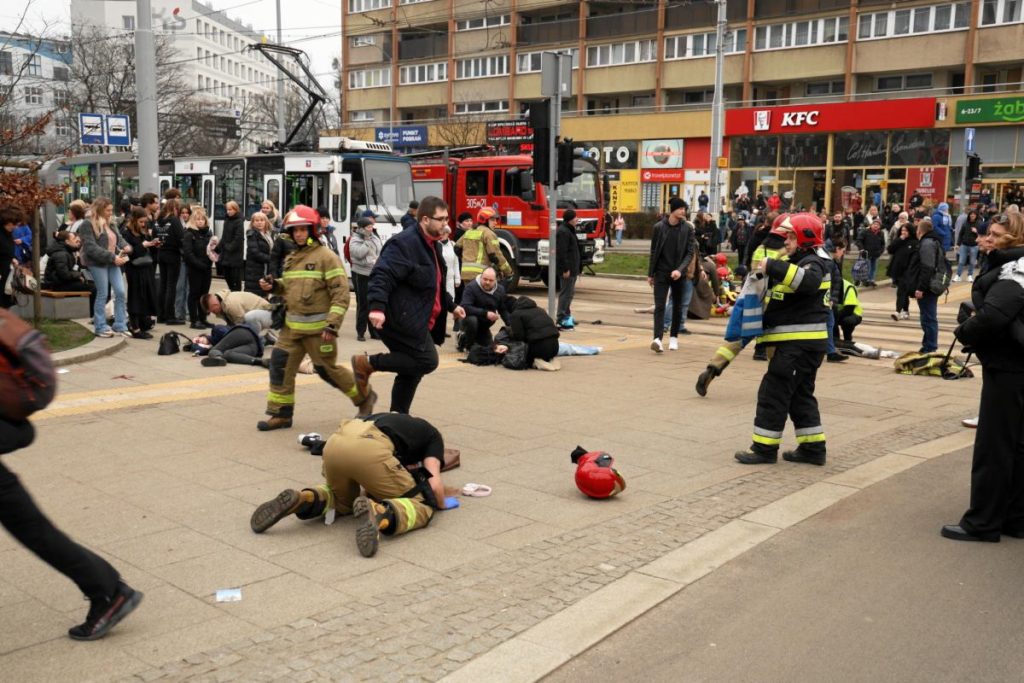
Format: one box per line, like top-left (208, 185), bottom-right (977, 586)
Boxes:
top-left (501, 245), bottom-right (520, 292)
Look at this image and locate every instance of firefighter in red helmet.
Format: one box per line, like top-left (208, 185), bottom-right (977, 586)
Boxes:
top-left (257, 205), bottom-right (376, 431)
top-left (456, 206), bottom-right (512, 285)
top-left (735, 212), bottom-right (832, 466)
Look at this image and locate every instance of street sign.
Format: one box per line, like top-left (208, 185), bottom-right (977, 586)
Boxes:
top-left (964, 127), bottom-right (975, 153)
top-left (106, 114), bottom-right (132, 146)
top-left (541, 52), bottom-right (572, 98)
top-left (79, 113), bottom-right (104, 145)
top-left (374, 126), bottom-right (428, 147)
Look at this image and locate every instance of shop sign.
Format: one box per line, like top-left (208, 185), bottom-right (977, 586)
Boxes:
top-left (955, 97), bottom-right (1024, 125)
top-left (640, 168), bottom-right (685, 183)
top-left (486, 120), bottom-right (533, 143)
top-left (609, 169), bottom-right (640, 212)
top-left (580, 141), bottom-right (638, 170)
top-left (640, 139), bottom-right (684, 169)
top-left (906, 167), bottom-right (947, 202)
top-left (727, 98), bottom-right (936, 135)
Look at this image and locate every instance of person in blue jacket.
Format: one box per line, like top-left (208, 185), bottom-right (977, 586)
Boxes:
top-left (931, 202), bottom-right (953, 251)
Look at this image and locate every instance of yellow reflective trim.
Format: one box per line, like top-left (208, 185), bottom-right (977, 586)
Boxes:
top-left (329, 305), bottom-right (347, 315)
top-left (463, 229), bottom-right (482, 239)
top-left (796, 433), bottom-right (827, 444)
top-left (282, 271), bottom-right (324, 280)
top-left (345, 385), bottom-right (360, 399)
top-left (394, 497), bottom-right (417, 532)
top-left (758, 331), bottom-right (828, 342)
top-left (780, 264), bottom-right (797, 287)
top-left (716, 345), bottom-right (736, 361)
top-left (319, 344), bottom-right (334, 354)
top-left (325, 268), bottom-right (346, 279)
top-left (267, 391), bottom-right (295, 405)
top-left (752, 433), bottom-right (782, 446)
top-left (286, 320), bottom-right (328, 331)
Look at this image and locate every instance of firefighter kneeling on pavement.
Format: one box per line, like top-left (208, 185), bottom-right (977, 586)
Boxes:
top-left (257, 205), bottom-right (375, 431)
top-left (735, 213), bottom-right (832, 466)
top-left (249, 413), bottom-right (451, 557)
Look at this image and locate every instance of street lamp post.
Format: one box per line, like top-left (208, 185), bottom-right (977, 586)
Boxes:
top-left (708, 0), bottom-right (727, 216)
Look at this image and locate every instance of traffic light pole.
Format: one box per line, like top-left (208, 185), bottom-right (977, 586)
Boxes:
top-left (707, 0), bottom-right (727, 216)
top-left (135, 0), bottom-right (160, 194)
top-left (547, 82), bottom-right (560, 319)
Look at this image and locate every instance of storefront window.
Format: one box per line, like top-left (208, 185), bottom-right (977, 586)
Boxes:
top-left (834, 132), bottom-right (888, 167)
top-left (889, 129), bottom-right (950, 165)
top-left (731, 136), bottom-right (779, 167)
top-left (781, 134), bottom-right (828, 167)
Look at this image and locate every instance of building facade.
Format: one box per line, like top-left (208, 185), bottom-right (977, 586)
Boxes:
top-left (0, 32), bottom-right (74, 153)
top-left (340, 0), bottom-right (1024, 212)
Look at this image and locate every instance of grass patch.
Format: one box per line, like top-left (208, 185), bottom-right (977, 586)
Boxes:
top-left (593, 250), bottom-right (869, 283)
top-left (38, 319), bottom-right (94, 353)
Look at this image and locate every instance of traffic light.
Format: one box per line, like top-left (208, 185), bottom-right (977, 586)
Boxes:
top-left (966, 153), bottom-right (982, 181)
top-left (528, 100), bottom-right (551, 185)
top-left (556, 138), bottom-right (581, 187)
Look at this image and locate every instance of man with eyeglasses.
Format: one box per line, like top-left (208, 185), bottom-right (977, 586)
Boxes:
top-left (353, 196), bottom-right (466, 414)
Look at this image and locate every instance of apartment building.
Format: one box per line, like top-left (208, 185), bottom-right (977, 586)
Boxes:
top-left (341, 0), bottom-right (1024, 212)
top-left (0, 32), bottom-right (74, 153)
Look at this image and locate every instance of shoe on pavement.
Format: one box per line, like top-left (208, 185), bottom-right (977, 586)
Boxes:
top-left (650, 338), bottom-right (663, 353)
top-left (734, 450), bottom-right (777, 465)
top-left (353, 496), bottom-right (390, 558)
top-left (351, 354), bottom-right (374, 398)
top-left (695, 365), bottom-right (720, 397)
top-left (356, 389), bottom-right (377, 417)
top-left (940, 524), bottom-right (999, 542)
top-left (533, 358), bottom-right (561, 371)
top-left (678, 328), bottom-right (692, 335)
top-left (782, 449), bottom-right (826, 466)
top-left (250, 489), bottom-right (301, 533)
top-left (668, 336), bottom-right (679, 351)
top-left (164, 318), bottom-right (186, 326)
top-left (891, 312), bottom-right (900, 321)
top-left (826, 352), bottom-right (848, 363)
top-left (961, 416), bottom-right (978, 428)
top-left (201, 356), bottom-right (227, 367)
top-left (68, 582), bottom-right (144, 641)
top-left (968, 274), bottom-right (975, 283)
top-left (952, 275), bottom-right (961, 283)
top-left (95, 329), bottom-right (115, 338)
top-left (257, 416), bottom-right (292, 431)
top-left (189, 321), bottom-right (207, 330)
top-left (900, 310), bottom-right (909, 320)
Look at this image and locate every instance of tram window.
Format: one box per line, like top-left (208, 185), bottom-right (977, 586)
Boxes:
top-left (267, 179), bottom-right (280, 211)
top-left (332, 181), bottom-right (348, 223)
top-left (466, 171), bottom-right (488, 196)
top-left (213, 159), bottom-right (244, 220)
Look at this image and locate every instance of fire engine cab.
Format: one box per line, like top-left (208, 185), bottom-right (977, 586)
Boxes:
top-left (410, 149), bottom-right (606, 290)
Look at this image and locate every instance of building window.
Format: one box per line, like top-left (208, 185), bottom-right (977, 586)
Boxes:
top-left (348, 67), bottom-right (391, 89)
top-left (454, 100), bottom-right (509, 115)
top-left (53, 117), bottom-right (70, 137)
top-left (981, 0), bottom-right (1024, 25)
top-left (349, 0), bottom-right (391, 12)
top-left (25, 55), bottom-right (42, 76)
top-left (875, 73), bottom-right (932, 92)
top-left (350, 110), bottom-right (375, 122)
top-left (0, 52), bottom-right (11, 76)
top-left (456, 15), bottom-right (510, 31)
top-left (350, 35), bottom-right (376, 47)
top-left (754, 16), bottom-right (847, 51)
top-left (516, 48), bottom-right (578, 73)
top-left (399, 61), bottom-right (447, 84)
top-left (50, 65), bottom-right (69, 82)
top-left (24, 86), bottom-right (43, 105)
top-left (665, 28), bottom-right (746, 59)
top-left (860, 2), bottom-right (971, 40)
top-left (586, 40), bottom-right (656, 68)
top-left (122, 15), bottom-right (135, 30)
top-left (53, 89), bottom-right (69, 108)
top-left (399, 0), bottom-right (431, 4)
top-left (455, 55), bottom-right (509, 79)
top-left (805, 80), bottom-right (844, 96)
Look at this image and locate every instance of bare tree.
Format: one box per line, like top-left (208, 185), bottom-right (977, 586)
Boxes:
top-left (434, 113), bottom-right (485, 147)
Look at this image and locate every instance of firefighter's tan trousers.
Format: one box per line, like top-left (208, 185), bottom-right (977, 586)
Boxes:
top-left (265, 328), bottom-right (363, 418)
top-left (317, 419), bottom-right (433, 535)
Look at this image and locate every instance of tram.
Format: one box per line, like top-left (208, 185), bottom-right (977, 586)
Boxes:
top-left (38, 137), bottom-right (416, 244)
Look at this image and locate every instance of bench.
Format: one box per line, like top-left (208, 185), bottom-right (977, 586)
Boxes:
top-left (12, 290), bottom-right (91, 320)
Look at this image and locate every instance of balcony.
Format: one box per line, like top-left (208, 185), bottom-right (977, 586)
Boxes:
top-left (587, 5), bottom-right (657, 39)
top-left (398, 29), bottom-right (448, 60)
top-left (754, 0), bottom-right (849, 20)
top-left (518, 16), bottom-right (579, 46)
top-left (666, 0), bottom-right (745, 30)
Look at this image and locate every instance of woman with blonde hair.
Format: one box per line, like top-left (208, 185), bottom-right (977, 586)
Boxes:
top-left (182, 205), bottom-right (214, 329)
top-left (944, 212), bottom-right (1024, 542)
top-left (218, 200), bottom-right (244, 291)
top-left (78, 197), bottom-right (130, 337)
top-left (244, 211), bottom-right (274, 295)
top-left (261, 200), bottom-right (281, 231)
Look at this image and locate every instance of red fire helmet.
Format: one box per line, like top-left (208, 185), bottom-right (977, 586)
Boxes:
top-left (570, 446), bottom-right (626, 499)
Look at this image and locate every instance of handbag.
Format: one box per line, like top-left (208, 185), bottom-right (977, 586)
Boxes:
top-left (130, 255), bottom-right (154, 267)
top-left (157, 331), bottom-right (193, 355)
top-left (501, 341), bottom-right (530, 370)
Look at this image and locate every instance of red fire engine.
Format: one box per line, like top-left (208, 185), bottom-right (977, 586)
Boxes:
top-left (410, 149), bottom-right (606, 290)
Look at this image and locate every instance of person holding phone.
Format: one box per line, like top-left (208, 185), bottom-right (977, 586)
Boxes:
top-left (120, 208), bottom-right (160, 339)
top-left (78, 197), bottom-right (131, 337)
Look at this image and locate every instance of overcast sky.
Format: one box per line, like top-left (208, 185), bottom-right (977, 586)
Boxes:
top-left (4, 0), bottom-right (342, 78)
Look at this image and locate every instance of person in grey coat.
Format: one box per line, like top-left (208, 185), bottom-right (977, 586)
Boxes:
top-left (348, 217), bottom-right (383, 341)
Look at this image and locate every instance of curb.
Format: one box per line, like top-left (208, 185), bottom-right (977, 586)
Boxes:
top-left (53, 336), bottom-right (128, 367)
top-left (440, 429), bottom-right (977, 683)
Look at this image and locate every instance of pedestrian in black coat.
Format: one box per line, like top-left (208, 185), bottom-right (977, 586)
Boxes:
top-left (244, 212), bottom-right (274, 295)
top-left (182, 209), bottom-right (214, 328)
top-left (218, 201), bottom-right (244, 291)
top-left (507, 295), bottom-right (560, 362)
top-left (155, 198), bottom-right (185, 323)
top-left (886, 224), bottom-right (917, 319)
top-left (555, 209), bottom-right (583, 326)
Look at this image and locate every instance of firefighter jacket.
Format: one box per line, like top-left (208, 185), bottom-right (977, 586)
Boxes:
top-left (456, 225), bottom-right (510, 280)
top-left (270, 239), bottom-right (349, 335)
top-left (759, 248), bottom-right (831, 345)
top-left (839, 279), bottom-right (863, 318)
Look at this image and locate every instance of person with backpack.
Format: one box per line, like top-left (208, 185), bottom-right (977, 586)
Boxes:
top-left (348, 216), bottom-right (382, 342)
top-left (0, 308), bottom-right (143, 639)
top-left (905, 217), bottom-right (946, 353)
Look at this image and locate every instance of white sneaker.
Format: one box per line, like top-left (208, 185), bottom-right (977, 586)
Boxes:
top-left (900, 310), bottom-right (909, 320)
top-left (952, 275), bottom-right (961, 283)
top-left (962, 417), bottom-right (978, 428)
top-left (668, 337), bottom-right (679, 351)
top-left (968, 274), bottom-right (974, 282)
top-left (650, 338), bottom-right (663, 353)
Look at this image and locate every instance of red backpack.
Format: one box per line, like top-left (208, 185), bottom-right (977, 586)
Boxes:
top-left (0, 310), bottom-right (57, 420)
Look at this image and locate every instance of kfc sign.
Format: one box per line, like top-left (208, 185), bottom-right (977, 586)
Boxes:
top-left (729, 98), bottom-right (937, 135)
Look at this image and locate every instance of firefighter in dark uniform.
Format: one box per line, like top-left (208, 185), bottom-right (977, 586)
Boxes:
top-left (735, 213), bottom-right (832, 466)
top-left (257, 205), bottom-right (376, 431)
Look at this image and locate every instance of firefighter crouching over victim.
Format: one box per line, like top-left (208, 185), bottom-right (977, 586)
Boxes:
top-left (735, 213), bottom-right (832, 466)
top-left (257, 205), bottom-right (376, 431)
top-left (250, 413), bottom-right (452, 557)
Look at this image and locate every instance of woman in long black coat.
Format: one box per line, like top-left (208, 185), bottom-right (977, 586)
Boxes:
top-left (243, 211), bottom-right (273, 295)
top-left (120, 208), bottom-right (159, 339)
top-left (218, 200), bottom-right (244, 291)
top-left (886, 223), bottom-right (917, 321)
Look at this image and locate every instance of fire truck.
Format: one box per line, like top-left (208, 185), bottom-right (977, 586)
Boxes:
top-left (410, 149), bottom-right (606, 290)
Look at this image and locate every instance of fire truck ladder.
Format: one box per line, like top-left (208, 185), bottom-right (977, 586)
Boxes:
top-left (245, 43), bottom-right (328, 152)
top-left (402, 144), bottom-right (495, 161)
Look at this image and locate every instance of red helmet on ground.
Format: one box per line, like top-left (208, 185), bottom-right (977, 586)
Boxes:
top-left (283, 205), bottom-right (322, 239)
top-left (714, 253), bottom-right (728, 266)
top-left (716, 265), bottom-right (730, 280)
top-left (770, 213), bottom-right (794, 237)
top-left (476, 207), bottom-right (498, 225)
top-left (789, 213), bottom-right (824, 248)
top-left (570, 446), bottom-right (626, 499)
